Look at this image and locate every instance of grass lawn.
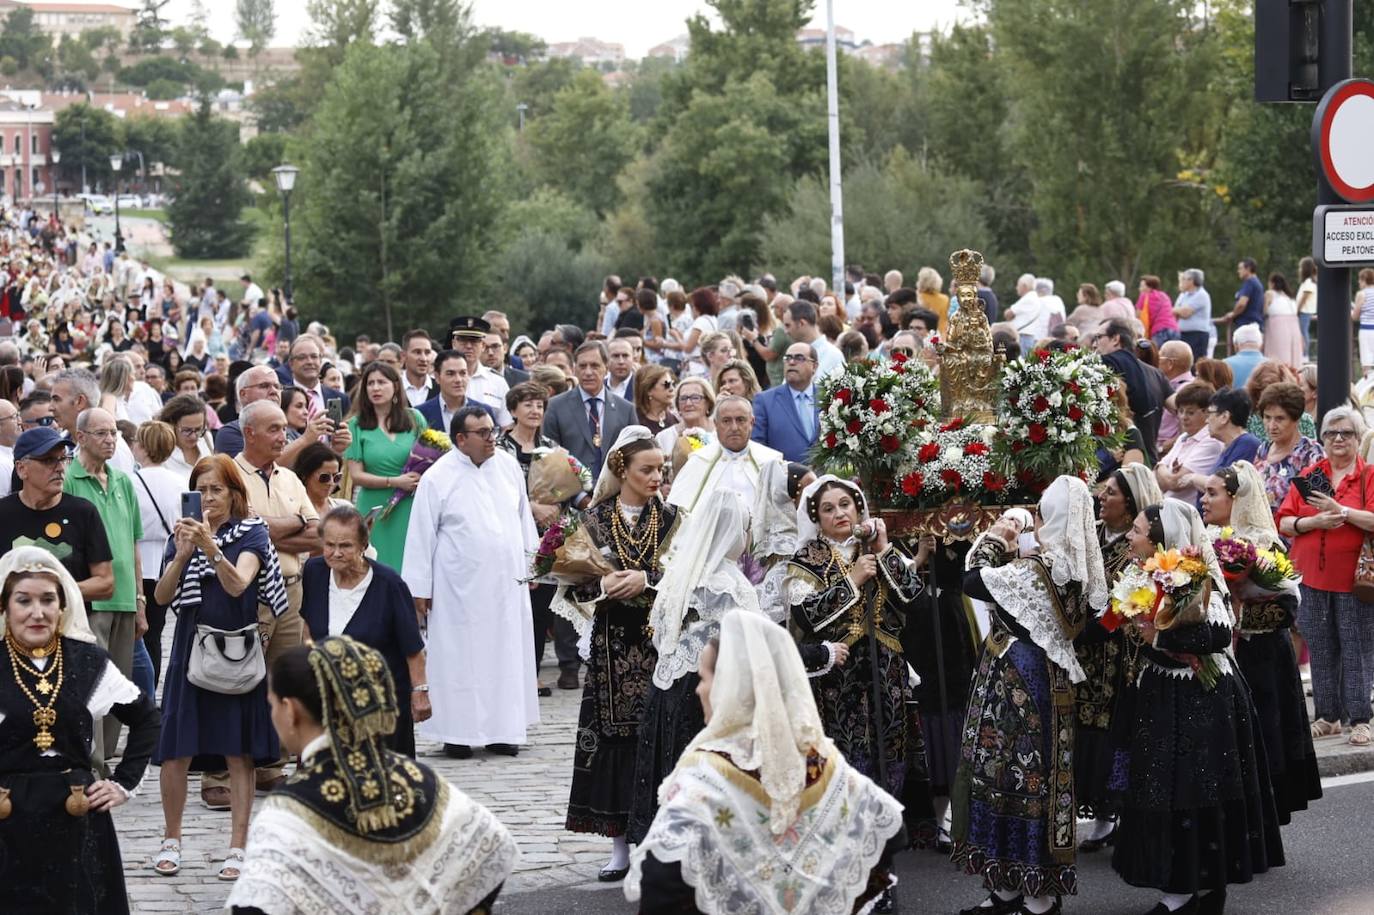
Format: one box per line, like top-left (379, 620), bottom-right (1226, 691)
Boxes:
top-left (135, 206), bottom-right (274, 285)
top-left (123, 208), bottom-right (167, 223)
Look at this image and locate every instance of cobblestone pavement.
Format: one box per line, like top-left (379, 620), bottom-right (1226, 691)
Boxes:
top-left (116, 682), bottom-right (595, 913)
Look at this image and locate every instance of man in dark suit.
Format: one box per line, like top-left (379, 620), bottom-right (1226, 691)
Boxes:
top-left (604, 336), bottom-right (636, 404)
top-left (418, 350), bottom-right (496, 431)
top-left (751, 341), bottom-right (819, 463)
top-left (401, 329), bottom-right (438, 407)
top-left (481, 310), bottom-right (530, 386)
top-left (540, 340), bottom-right (637, 690)
top-left (542, 340), bottom-right (637, 485)
top-left (284, 334), bottom-right (350, 416)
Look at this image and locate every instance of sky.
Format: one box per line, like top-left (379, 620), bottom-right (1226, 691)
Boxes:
top-left (159, 0), bottom-right (967, 58)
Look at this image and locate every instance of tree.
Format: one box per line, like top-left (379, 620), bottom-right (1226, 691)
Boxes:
top-left (0, 7), bottom-right (51, 71)
top-left (166, 102), bottom-right (254, 258)
top-left (119, 115), bottom-right (178, 170)
top-left (53, 103), bottom-right (120, 189)
top-left (241, 131), bottom-right (289, 184)
top-left (129, 0), bottom-right (171, 53)
top-left (306, 0), bottom-right (378, 55)
top-left (482, 28), bottom-right (545, 65)
top-left (496, 230), bottom-right (610, 333)
top-left (288, 39), bottom-right (509, 340)
top-left (524, 69), bottom-right (638, 215)
top-left (249, 76), bottom-right (317, 133)
top-left (236, 0), bottom-right (276, 57)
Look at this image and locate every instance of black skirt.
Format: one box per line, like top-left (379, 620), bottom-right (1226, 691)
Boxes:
top-left (0, 769), bottom-right (129, 914)
top-left (1112, 665), bottom-right (1285, 893)
top-left (627, 672), bottom-right (705, 846)
top-left (1234, 631), bottom-right (1322, 824)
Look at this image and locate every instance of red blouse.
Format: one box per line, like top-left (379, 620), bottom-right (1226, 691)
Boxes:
top-left (1275, 457), bottom-right (1374, 592)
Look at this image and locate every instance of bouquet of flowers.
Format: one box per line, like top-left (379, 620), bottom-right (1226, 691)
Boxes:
top-left (527, 447), bottom-right (593, 504)
top-left (995, 346), bottom-right (1123, 490)
top-left (1212, 527), bottom-right (1259, 584)
top-left (522, 513), bottom-right (616, 587)
top-left (380, 428), bottom-right (451, 519)
top-left (893, 417), bottom-right (1011, 508)
top-left (1211, 527), bottom-right (1300, 597)
top-left (670, 428), bottom-right (712, 481)
top-left (1251, 547), bottom-right (1299, 592)
top-left (1105, 546), bottom-right (1220, 688)
top-left (813, 351), bottom-right (939, 487)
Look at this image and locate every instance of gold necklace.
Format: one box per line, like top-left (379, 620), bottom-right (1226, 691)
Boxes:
top-left (6, 633), bottom-right (63, 751)
top-left (611, 498), bottom-right (663, 570)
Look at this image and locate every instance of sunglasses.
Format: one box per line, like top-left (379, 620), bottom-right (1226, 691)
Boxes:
top-left (316, 472), bottom-right (343, 484)
top-left (23, 415), bottom-right (55, 428)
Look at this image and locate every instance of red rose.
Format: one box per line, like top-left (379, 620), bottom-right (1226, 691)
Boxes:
top-left (892, 351), bottom-right (908, 364)
top-left (1034, 348), bottom-right (1050, 362)
top-left (836, 388), bottom-right (853, 404)
top-left (1032, 395), bottom-right (1050, 413)
top-left (940, 417), bottom-right (964, 432)
top-left (881, 435), bottom-right (901, 453)
top-left (964, 441), bottom-right (989, 456)
top-left (1068, 405), bottom-right (1084, 421)
top-left (901, 471), bottom-right (924, 495)
top-left (983, 471), bottom-right (1007, 491)
top-left (846, 419), bottom-right (863, 434)
top-left (940, 468), bottom-right (963, 491)
top-left (918, 442), bottom-right (941, 462)
top-left (869, 398), bottom-right (889, 414)
top-left (1029, 423), bottom-right (1048, 444)
top-left (1106, 386), bottom-right (1117, 398)
top-left (892, 363), bottom-right (906, 375)
top-left (1067, 381), bottom-right (1082, 396)
top-left (1091, 421), bottom-right (1109, 436)
top-left (1011, 440), bottom-right (1025, 453)
top-left (825, 433), bottom-right (838, 448)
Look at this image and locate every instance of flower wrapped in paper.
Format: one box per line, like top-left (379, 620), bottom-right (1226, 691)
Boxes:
top-left (1104, 545), bottom-right (1220, 688)
top-left (527, 447), bottom-right (593, 505)
top-left (380, 428), bottom-right (451, 519)
top-left (669, 428), bottom-right (711, 481)
top-left (523, 514), bottom-right (616, 588)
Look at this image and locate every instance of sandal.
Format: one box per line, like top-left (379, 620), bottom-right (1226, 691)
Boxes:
top-left (153, 838), bottom-right (181, 876)
top-left (218, 847), bottom-right (245, 881)
top-left (1311, 718), bottom-right (1343, 739)
top-left (1350, 723), bottom-right (1372, 747)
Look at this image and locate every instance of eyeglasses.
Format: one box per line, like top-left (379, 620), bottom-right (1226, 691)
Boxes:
top-left (782, 353), bottom-right (815, 364)
top-left (459, 427), bottom-right (496, 440)
top-left (178, 426), bottom-right (205, 438)
top-left (316, 472), bottom-right (343, 484)
top-left (1322, 429), bottom-right (1358, 442)
top-left (245, 381), bottom-right (282, 393)
top-left (678, 394), bottom-right (705, 405)
top-left (0, 414), bottom-right (16, 425)
top-left (25, 453), bottom-right (69, 467)
top-left (482, 343), bottom-right (502, 352)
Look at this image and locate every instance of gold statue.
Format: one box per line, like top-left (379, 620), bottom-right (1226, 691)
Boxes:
top-left (937, 249), bottom-right (1003, 423)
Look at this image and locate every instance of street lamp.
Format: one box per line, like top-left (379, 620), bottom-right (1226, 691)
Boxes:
top-left (272, 164), bottom-right (299, 304)
top-left (49, 148), bottom-right (59, 218)
top-left (516, 102), bottom-right (528, 131)
top-left (109, 153), bottom-right (123, 254)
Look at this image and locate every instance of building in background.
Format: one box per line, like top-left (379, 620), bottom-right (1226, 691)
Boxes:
top-left (0, 0), bottom-right (137, 44)
top-left (0, 98), bottom-right (54, 203)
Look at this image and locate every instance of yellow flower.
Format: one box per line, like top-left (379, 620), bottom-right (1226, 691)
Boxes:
top-left (320, 779), bottom-right (346, 802)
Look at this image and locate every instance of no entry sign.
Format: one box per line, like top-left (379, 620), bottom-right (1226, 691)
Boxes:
top-left (1313, 78), bottom-right (1374, 203)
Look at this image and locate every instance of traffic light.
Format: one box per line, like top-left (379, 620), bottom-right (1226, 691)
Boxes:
top-left (1255, 0), bottom-right (1322, 102)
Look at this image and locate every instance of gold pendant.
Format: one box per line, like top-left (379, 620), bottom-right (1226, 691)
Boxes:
top-left (33, 727), bottom-right (53, 752)
top-left (29, 645), bottom-right (47, 659)
top-left (593, 433), bottom-right (601, 448)
top-left (35, 678), bottom-right (51, 695)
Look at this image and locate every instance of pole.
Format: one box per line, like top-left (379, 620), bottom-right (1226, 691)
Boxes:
top-left (113, 177), bottom-right (124, 254)
top-left (282, 190), bottom-right (293, 304)
top-left (1315, 0), bottom-right (1353, 423)
top-left (79, 118), bottom-right (86, 193)
top-left (824, 0), bottom-right (845, 297)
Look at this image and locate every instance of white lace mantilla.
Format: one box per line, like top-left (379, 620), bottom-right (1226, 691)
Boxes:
top-left (625, 753), bottom-right (902, 915)
top-left (975, 552), bottom-right (1086, 684)
top-left (653, 587), bottom-right (758, 689)
top-left (756, 562), bottom-right (791, 624)
top-left (227, 783), bottom-right (517, 915)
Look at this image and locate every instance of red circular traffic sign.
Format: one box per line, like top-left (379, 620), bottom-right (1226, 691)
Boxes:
top-left (1315, 79), bottom-right (1374, 204)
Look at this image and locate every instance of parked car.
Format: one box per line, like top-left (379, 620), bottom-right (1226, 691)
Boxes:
top-left (83, 195), bottom-right (113, 215)
top-left (116, 194), bottom-right (141, 209)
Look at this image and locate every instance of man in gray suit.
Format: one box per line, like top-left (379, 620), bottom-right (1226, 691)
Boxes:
top-left (541, 340), bottom-right (638, 689)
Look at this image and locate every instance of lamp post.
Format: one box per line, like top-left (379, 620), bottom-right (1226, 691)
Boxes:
top-left (272, 164), bottom-right (299, 304)
top-left (49, 148), bottom-right (59, 218)
top-left (109, 153), bottom-right (123, 253)
top-left (516, 102), bottom-right (528, 131)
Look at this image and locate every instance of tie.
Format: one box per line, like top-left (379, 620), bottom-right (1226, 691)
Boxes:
top-left (796, 391), bottom-right (814, 439)
top-left (587, 397), bottom-right (602, 462)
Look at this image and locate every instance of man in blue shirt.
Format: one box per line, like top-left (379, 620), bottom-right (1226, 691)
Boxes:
top-left (1214, 258), bottom-right (1265, 351)
top-left (1174, 268), bottom-right (1213, 361)
top-left (1224, 324), bottom-right (1265, 387)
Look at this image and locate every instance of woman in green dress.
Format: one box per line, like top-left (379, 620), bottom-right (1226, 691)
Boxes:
top-left (343, 362), bottom-right (426, 571)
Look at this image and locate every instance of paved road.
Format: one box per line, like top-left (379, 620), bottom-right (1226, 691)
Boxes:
top-left (496, 775), bottom-right (1374, 915)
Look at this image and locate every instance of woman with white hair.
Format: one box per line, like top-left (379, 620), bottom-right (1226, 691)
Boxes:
top-left (625, 610), bottom-right (905, 915)
top-left (1202, 461), bottom-right (1321, 823)
top-left (1101, 280), bottom-right (1136, 324)
top-left (1111, 499), bottom-right (1284, 915)
top-left (952, 477), bottom-right (1105, 915)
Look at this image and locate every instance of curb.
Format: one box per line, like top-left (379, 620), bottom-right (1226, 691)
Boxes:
top-left (1315, 741), bottom-right (1374, 778)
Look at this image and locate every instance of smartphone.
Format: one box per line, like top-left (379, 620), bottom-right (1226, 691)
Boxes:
top-left (180, 491), bottom-right (203, 522)
top-left (326, 397), bottom-right (343, 425)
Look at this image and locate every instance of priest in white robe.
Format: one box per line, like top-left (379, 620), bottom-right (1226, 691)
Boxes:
top-left (667, 395), bottom-right (783, 513)
top-left (402, 404), bottom-right (539, 757)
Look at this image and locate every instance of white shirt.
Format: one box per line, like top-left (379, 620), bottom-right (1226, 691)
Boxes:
top-left (1009, 291), bottom-right (1048, 338)
top-left (811, 337), bottom-right (845, 379)
top-left (0, 443), bottom-right (11, 498)
top-left (403, 373), bottom-right (432, 407)
top-left (606, 374), bottom-right (632, 400)
top-left (242, 282), bottom-right (265, 306)
top-left (328, 566), bottom-right (374, 636)
top-left (467, 364), bottom-right (512, 427)
top-left (127, 380), bottom-right (164, 426)
top-left (132, 463), bottom-right (184, 579)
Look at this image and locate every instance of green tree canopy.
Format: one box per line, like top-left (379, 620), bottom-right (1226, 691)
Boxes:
top-left (524, 69), bottom-right (638, 215)
top-left (236, 0), bottom-right (277, 56)
top-left (53, 103), bottom-right (120, 190)
top-left (166, 103), bottom-right (254, 258)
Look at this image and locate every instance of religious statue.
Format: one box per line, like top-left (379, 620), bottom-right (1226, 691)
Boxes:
top-left (937, 249), bottom-right (1003, 424)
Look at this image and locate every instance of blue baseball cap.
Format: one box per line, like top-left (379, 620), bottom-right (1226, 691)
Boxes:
top-left (13, 427), bottom-right (74, 463)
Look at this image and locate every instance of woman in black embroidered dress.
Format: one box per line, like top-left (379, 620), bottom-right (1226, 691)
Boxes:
top-left (561, 426), bottom-right (680, 882)
top-left (1110, 499), bottom-right (1284, 915)
top-left (0, 546), bottom-right (160, 914)
top-left (1201, 461), bottom-right (1321, 825)
top-left (1074, 464), bottom-right (1162, 852)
